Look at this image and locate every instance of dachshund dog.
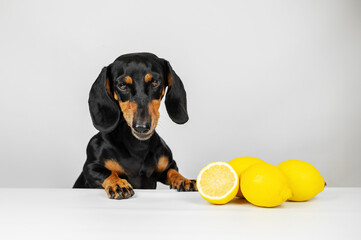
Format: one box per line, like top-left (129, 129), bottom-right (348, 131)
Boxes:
top-left (73, 53), bottom-right (197, 199)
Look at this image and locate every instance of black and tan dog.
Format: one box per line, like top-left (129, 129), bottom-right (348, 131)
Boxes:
top-left (73, 53), bottom-right (197, 199)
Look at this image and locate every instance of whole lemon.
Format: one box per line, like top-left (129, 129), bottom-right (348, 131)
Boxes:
top-left (277, 160), bottom-right (325, 201)
top-left (228, 156), bottom-right (266, 198)
top-left (241, 163), bottom-right (292, 207)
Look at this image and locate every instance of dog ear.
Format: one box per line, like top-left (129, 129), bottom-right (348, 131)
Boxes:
top-left (88, 67), bottom-right (120, 132)
top-left (163, 60), bottom-right (189, 124)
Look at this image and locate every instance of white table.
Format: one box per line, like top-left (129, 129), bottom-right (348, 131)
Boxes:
top-left (0, 188), bottom-right (360, 239)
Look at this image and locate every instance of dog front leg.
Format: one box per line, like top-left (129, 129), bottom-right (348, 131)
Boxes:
top-left (166, 169), bottom-right (197, 192)
top-left (83, 161), bottom-right (135, 199)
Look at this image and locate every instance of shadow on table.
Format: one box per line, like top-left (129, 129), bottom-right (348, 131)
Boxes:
top-left (228, 197), bottom-right (249, 205)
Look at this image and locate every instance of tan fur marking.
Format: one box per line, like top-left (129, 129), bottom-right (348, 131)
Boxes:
top-left (114, 92), bottom-right (119, 100)
top-left (167, 73), bottom-right (173, 87)
top-left (124, 76), bottom-right (133, 84)
top-left (118, 101), bottom-right (137, 127)
top-left (145, 73), bottom-right (152, 83)
top-left (157, 156), bottom-right (169, 172)
top-left (102, 172), bottom-right (118, 190)
top-left (148, 99), bottom-right (161, 131)
top-left (104, 159), bottom-right (125, 175)
top-left (106, 78), bottom-right (111, 95)
top-left (167, 169), bottom-right (185, 184)
top-left (167, 169), bottom-right (186, 188)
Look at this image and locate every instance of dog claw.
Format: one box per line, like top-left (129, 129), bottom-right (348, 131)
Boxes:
top-left (179, 183), bottom-right (185, 192)
top-left (108, 188), bottom-right (115, 199)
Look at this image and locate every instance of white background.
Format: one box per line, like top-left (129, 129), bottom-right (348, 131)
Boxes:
top-left (0, 0), bottom-right (360, 188)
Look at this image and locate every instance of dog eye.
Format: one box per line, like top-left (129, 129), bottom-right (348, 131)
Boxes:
top-left (118, 82), bottom-right (128, 91)
top-left (151, 79), bottom-right (160, 88)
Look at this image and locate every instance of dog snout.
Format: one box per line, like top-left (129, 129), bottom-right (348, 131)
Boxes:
top-left (133, 122), bottom-right (151, 133)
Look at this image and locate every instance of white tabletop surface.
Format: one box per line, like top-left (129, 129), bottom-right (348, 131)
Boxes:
top-left (0, 187), bottom-right (360, 240)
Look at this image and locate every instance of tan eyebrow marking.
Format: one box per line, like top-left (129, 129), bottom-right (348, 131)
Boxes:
top-left (145, 73), bottom-right (152, 83)
top-left (124, 76), bottom-right (133, 84)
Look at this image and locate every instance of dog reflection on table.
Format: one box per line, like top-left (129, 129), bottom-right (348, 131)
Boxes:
top-left (73, 53), bottom-right (197, 199)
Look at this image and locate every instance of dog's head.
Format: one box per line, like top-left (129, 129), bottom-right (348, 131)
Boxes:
top-left (88, 53), bottom-right (188, 140)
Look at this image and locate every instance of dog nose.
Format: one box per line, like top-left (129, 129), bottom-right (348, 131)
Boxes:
top-left (133, 122), bottom-right (151, 133)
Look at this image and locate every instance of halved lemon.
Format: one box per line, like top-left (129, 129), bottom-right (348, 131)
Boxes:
top-left (197, 161), bottom-right (239, 204)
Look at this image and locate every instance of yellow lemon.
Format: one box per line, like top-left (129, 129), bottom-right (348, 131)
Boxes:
top-left (277, 160), bottom-right (325, 201)
top-left (228, 156), bottom-right (267, 198)
top-left (197, 162), bottom-right (239, 205)
top-left (241, 163), bottom-right (292, 207)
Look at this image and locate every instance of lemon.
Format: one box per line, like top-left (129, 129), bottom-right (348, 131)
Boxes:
top-left (197, 162), bottom-right (239, 205)
top-left (277, 160), bottom-right (325, 201)
top-left (228, 156), bottom-right (267, 198)
top-left (241, 163), bottom-right (292, 207)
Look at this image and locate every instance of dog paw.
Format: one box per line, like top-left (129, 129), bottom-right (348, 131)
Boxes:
top-left (170, 179), bottom-right (197, 192)
top-left (103, 178), bottom-right (135, 199)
